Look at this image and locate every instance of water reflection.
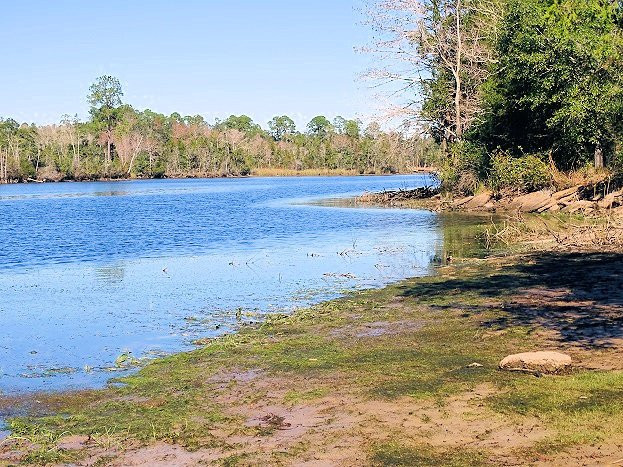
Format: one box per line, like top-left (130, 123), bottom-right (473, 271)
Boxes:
top-left (434, 213), bottom-right (497, 265)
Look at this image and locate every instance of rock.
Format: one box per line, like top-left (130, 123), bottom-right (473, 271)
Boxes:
top-left (499, 351), bottom-right (572, 374)
top-left (559, 197), bottom-right (578, 206)
top-left (538, 187), bottom-right (581, 212)
top-left (561, 200), bottom-right (595, 213)
top-left (510, 190), bottom-right (553, 212)
top-left (598, 193), bottom-right (616, 210)
top-left (551, 186), bottom-right (580, 201)
top-left (453, 196), bottom-right (474, 207)
top-left (464, 191), bottom-right (493, 209)
top-left (537, 201), bottom-right (557, 213)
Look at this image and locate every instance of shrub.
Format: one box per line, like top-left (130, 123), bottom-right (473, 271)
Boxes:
top-left (439, 141), bottom-right (488, 195)
top-left (488, 152), bottom-right (551, 193)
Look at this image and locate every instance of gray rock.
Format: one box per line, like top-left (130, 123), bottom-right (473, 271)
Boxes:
top-left (598, 192), bottom-right (617, 210)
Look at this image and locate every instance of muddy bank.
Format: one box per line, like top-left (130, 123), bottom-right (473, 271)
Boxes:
top-left (3, 240), bottom-right (623, 464)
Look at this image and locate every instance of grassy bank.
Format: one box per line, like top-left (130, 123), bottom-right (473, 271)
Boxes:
top-left (0, 169), bottom-right (436, 185)
top-left (250, 168), bottom-right (436, 177)
top-left (250, 168), bottom-right (360, 177)
top-left (2, 236), bottom-right (623, 465)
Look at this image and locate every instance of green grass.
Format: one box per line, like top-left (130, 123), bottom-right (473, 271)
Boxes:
top-left (490, 370), bottom-right (623, 451)
top-left (283, 387), bottom-right (330, 404)
top-left (370, 442), bottom-right (487, 466)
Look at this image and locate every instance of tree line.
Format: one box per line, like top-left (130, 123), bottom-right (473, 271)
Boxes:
top-left (0, 76), bottom-right (438, 183)
top-left (367, 0), bottom-right (623, 193)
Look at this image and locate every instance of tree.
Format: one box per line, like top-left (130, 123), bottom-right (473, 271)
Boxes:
top-left (307, 116), bottom-right (333, 137)
top-left (87, 75), bottom-right (123, 166)
top-left (479, 0), bottom-right (623, 169)
top-left (344, 119), bottom-right (361, 138)
top-left (0, 119), bottom-right (20, 182)
top-left (365, 0), bottom-right (504, 146)
top-left (60, 114), bottom-right (82, 172)
top-left (222, 115), bottom-right (262, 134)
top-left (365, 121), bottom-right (381, 139)
top-left (268, 115), bottom-right (296, 140)
top-left (333, 116), bottom-right (348, 134)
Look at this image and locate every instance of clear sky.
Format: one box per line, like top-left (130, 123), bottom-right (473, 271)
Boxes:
top-left (0, 0), bottom-right (378, 130)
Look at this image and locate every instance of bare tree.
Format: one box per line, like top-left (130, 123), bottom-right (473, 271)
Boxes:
top-left (114, 114), bottom-right (147, 175)
top-left (60, 115), bottom-right (82, 172)
top-left (363, 0), bottom-right (503, 145)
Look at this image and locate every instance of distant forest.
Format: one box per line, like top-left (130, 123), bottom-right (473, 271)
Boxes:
top-left (0, 76), bottom-right (438, 183)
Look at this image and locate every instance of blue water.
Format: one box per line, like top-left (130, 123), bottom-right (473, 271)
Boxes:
top-left (0, 175), bottom-right (443, 393)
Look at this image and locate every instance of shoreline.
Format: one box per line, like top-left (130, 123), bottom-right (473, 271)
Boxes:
top-left (0, 168), bottom-right (438, 186)
top-left (3, 215), bottom-right (623, 464)
top-left (355, 184), bottom-right (623, 217)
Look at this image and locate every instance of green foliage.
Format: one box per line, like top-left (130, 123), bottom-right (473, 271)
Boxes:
top-left (333, 116), bottom-right (361, 138)
top-left (0, 107), bottom-right (436, 182)
top-left (421, 68), bottom-right (455, 143)
top-left (306, 115), bottom-right (333, 137)
top-left (220, 115), bottom-right (263, 135)
top-left (88, 75), bottom-right (124, 136)
top-left (383, 0), bottom-right (623, 192)
top-left (268, 115), bottom-right (296, 140)
top-left (488, 152), bottom-right (552, 193)
top-left (478, 0), bottom-right (623, 169)
top-left (88, 75), bottom-right (123, 112)
top-left (439, 141), bottom-right (488, 195)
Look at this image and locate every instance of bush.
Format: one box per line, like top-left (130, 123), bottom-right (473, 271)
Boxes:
top-left (439, 141), bottom-right (488, 195)
top-left (488, 152), bottom-right (551, 193)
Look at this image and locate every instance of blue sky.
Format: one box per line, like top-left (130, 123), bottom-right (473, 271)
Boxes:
top-left (0, 0), bottom-right (378, 130)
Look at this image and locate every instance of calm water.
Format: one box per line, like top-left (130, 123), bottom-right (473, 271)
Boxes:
top-left (0, 174), bottom-right (450, 393)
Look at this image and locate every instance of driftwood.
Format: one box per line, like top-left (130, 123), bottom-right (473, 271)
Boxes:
top-left (357, 186), bottom-right (440, 204)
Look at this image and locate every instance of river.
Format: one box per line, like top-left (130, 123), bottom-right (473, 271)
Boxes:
top-left (0, 174), bottom-right (461, 393)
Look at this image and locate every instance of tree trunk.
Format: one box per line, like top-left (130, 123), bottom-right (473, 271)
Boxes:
top-left (455, 76), bottom-right (462, 139)
top-left (454, 0), bottom-right (463, 140)
top-left (594, 142), bottom-right (604, 169)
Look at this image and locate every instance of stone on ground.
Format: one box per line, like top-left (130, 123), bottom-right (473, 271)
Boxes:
top-left (465, 191), bottom-right (493, 209)
top-left (453, 195), bottom-right (474, 207)
top-left (511, 190), bottom-right (553, 212)
top-left (499, 351), bottom-right (572, 374)
top-left (551, 186), bottom-right (580, 201)
top-left (561, 200), bottom-right (595, 213)
top-left (598, 193), bottom-right (617, 210)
